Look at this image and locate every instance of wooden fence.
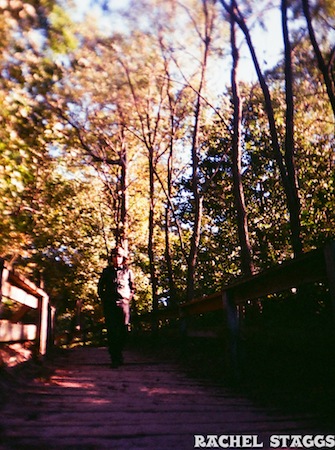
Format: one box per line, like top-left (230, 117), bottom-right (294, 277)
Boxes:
top-left (0, 259), bottom-right (53, 356)
top-left (134, 241), bottom-right (335, 376)
top-left (137, 241), bottom-right (335, 339)
top-left (181, 241), bottom-right (335, 315)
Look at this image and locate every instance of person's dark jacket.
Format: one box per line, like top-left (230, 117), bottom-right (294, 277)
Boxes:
top-left (98, 265), bottom-right (135, 305)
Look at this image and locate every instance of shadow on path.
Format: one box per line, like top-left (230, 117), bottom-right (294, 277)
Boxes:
top-left (0, 342), bottom-right (332, 450)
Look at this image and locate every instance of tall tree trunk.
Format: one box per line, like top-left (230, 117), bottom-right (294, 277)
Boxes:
top-left (220, 0), bottom-right (303, 257)
top-left (120, 61), bottom-right (160, 313)
top-left (119, 127), bottom-right (129, 253)
top-left (148, 145), bottom-right (159, 315)
top-left (187, 87), bottom-right (202, 301)
top-left (302, 0), bottom-right (335, 118)
top-left (165, 122), bottom-right (178, 307)
top-left (282, 0), bottom-right (302, 256)
top-left (186, 0), bottom-right (212, 302)
top-left (159, 41), bottom-right (183, 308)
top-left (230, 5), bottom-right (255, 276)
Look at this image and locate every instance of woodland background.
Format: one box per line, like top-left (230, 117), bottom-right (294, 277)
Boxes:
top-left (0, 0), bottom-right (334, 340)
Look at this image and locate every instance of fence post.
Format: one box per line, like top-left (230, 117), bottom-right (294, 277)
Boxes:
top-left (37, 292), bottom-right (50, 356)
top-left (48, 305), bottom-right (56, 349)
top-left (324, 241), bottom-right (335, 322)
top-left (222, 290), bottom-right (241, 380)
top-left (0, 258), bottom-right (4, 297)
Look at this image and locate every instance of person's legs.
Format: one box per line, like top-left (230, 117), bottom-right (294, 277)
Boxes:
top-left (118, 302), bottom-right (130, 363)
top-left (102, 302), bottom-right (117, 363)
top-left (109, 307), bottom-right (126, 366)
top-left (103, 302), bottom-right (129, 367)
top-left (104, 319), bottom-right (114, 362)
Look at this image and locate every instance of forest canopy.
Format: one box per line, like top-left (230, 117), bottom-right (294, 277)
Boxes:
top-left (0, 0), bottom-right (334, 334)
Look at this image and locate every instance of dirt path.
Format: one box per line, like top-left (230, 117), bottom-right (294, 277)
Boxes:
top-left (0, 346), bottom-right (324, 450)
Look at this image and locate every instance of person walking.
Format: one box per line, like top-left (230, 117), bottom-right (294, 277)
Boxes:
top-left (98, 246), bottom-right (135, 368)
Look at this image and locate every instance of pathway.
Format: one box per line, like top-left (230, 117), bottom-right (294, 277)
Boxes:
top-left (0, 346), bottom-right (327, 450)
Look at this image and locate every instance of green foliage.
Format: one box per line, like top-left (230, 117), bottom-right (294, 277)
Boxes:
top-left (48, 5), bottom-right (78, 53)
top-left (0, 0), bottom-right (334, 342)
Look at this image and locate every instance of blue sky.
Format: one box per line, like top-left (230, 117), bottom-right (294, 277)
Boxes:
top-left (70, 0), bottom-right (284, 86)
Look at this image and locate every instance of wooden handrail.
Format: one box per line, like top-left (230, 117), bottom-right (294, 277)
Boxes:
top-left (137, 241), bottom-right (335, 322)
top-left (0, 259), bottom-right (50, 355)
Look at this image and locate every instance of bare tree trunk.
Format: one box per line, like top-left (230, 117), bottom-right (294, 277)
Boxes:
top-left (165, 124), bottom-right (178, 307)
top-left (148, 146), bottom-right (159, 316)
top-left (230, 5), bottom-right (255, 276)
top-left (119, 127), bottom-right (129, 253)
top-left (53, 108), bottom-right (130, 254)
top-left (163, 57), bottom-right (178, 307)
top-left (119, 61), bottom-right (161, 314)
top-left (302, 0), bottom-right (335, 118)
top-left (282, 0), bottom-right (302, 256)
top-left (159, 36), bottom-right (188, 306)
top-left (186, 0), bottom-right (212, 302)
top-left (220, 0), bottom-right (303, 257)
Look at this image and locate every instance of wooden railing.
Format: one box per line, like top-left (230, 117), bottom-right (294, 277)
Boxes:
top-left (0, 259), bottom-right (53, 356)
top-left (134, 241), bottom-right (335, 376)
top-left (137, 241), bottom-right (335, 332)
top-left (181, 242), bottom-right (335, 314)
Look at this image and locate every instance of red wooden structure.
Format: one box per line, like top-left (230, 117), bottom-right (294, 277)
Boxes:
top-left (0, 258), bottom-right (52, 356)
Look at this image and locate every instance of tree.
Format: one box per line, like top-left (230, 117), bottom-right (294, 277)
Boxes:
top-left (0, 0), bottom-right (107, 336)
top-left (2, 0), bottom-right (334, 334)
top-left (219, 0), bottom-right (303, 256)
top-left (230, 0), bottom-right (255, 276)
top-left (301, 0), bottom-right (335, 117)
top-left (0, 0), bottom-right (77, 263)
top-left (281, 0), bottom-right (302, 255)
